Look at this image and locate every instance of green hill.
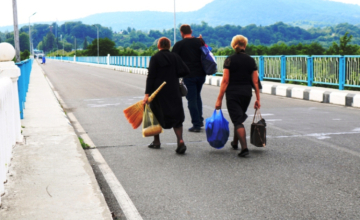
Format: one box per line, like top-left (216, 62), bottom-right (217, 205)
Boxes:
top-left (77, 0), bottom-right (360, 31)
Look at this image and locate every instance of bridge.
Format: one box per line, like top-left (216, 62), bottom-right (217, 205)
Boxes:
top-left (1, 45), bottom-right (360, 219)
top-left (50, 54), bottom-right (360, 90)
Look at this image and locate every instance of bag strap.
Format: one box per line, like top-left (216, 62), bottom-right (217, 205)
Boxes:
top-left (252, 109), bottom-right (263, 123)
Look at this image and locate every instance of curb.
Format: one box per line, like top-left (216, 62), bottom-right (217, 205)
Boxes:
top-left (50, 59), bottom-right (360, 109)
top-left (203, 76), bottom-right (360, 108)
top-left (42, 60), bottom-right (143, 220)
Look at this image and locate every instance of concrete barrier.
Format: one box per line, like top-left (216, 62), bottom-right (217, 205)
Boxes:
top-left (0, 43), bottom-right (22, 206)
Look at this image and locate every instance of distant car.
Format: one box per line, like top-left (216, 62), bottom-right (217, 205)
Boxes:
top-left (34, 49), bottom-right (44, 59)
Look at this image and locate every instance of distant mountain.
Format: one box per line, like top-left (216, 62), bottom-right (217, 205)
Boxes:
top-left (76, 0), bottom-right (360, 31)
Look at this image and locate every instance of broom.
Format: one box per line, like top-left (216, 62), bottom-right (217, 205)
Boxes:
top-left (123, 82), bottom-right (167, 129)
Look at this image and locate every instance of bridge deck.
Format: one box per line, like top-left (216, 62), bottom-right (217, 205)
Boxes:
top-left (41, 60), bottom-right (360, 220)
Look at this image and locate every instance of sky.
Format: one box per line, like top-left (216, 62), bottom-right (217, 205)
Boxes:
top-left (0, 0), bottom-right (359, 28)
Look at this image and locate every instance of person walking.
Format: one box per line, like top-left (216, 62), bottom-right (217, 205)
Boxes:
top-left (172, 24), bottom-right (206, 132)
top-left (42, 55), bottom-right (46, 65)
top-left (143, 37), bottom-right (190, 154)
top-left (215, 35), bottom-right (261, 157)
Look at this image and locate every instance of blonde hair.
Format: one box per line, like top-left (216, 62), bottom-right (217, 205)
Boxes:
top-left (231, 35), bottom-right (248, 53)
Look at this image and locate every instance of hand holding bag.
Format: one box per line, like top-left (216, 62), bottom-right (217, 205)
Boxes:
top-left (250, 110), bottom-right (267, 147)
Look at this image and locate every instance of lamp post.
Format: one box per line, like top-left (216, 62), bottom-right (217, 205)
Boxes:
top-left (92, 25), bottom-right (99, 64)
top-left (173, 0), bottom-right (176, 44)
top-left (29, 12), bottom-right (36, 55)
top-left (60, 35), bottom-right (63, 56)
top-left (12, 0), bottom-right (20, 62)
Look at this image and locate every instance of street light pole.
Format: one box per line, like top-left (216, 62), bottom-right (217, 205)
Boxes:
top-left (60, 35), bottom-right (63, 56)
top-left (97, 27), bottom-right (99, 64)
top-left (29, 12), bottom-right (36, 55)
top-left (174, 0), bottom-right (176, 44)
top-left (93, 25), bottom-right (99, 64)
top-left (12, 0), bottom-right (20, 62)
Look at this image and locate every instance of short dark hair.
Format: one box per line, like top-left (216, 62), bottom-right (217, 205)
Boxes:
top-left (158, 37), bottom-right (171, 50)
top-left (180, 24), bottom-right (192, 35)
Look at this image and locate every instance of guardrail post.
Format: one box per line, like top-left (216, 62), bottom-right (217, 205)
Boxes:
top-left (339, 56), bottom-right (345, 90)
top-left (307, 56), bottom-right (313, 87)
top-left (259, 56), bottom-right (264, 81)
top-left (74, 55), bottom-right (76, 62)
top-left (107, 54), bottom-right (110, 65)
top-left (281, 56), bottom-right (286, 83)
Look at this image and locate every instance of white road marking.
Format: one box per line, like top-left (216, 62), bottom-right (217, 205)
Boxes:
top-left (248, 113), bottom-right (274, 117)
top-left (84, 99), bottom-right (103, 101)
top-left (352, 128), bottom-right (360, 132)
top-left (269, 131), bottom-right (360, 139)
top-left (266, 119), bottom-right (282, 122)
top-left (332, 119), bottom-right (342, 121)
top-left (90, 149), bottom-right (143, 220)
top-left (88, 103), bottom-right (121, 108)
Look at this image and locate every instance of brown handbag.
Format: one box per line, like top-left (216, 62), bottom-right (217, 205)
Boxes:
top-left (250, 110), bottom-right (266, 147)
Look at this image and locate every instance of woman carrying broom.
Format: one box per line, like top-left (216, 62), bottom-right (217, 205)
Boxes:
top-left (143, 37), bottom-right (190, 154)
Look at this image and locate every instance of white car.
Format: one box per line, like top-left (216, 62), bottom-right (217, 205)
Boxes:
top-left (34, 50), bottom-right (44, 59)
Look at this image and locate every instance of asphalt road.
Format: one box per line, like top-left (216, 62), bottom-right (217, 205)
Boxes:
top-left (41, 60), bottom-right (360, 220)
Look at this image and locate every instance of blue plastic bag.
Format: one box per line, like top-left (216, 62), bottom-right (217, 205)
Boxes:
top-left (205, 110), bottom-right (230, 149)
top-left (200, 46), bottom-right (217, 75)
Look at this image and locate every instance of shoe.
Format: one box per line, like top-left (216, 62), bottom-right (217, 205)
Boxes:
top-left (176, 143), bottom-right (187, 154)
top-left (188, 127), bottom-right (201, 132)
top-left (231, 141), bottom-right (239, 150)
top-left (201, 122), bottom-right (204, 127)
top-left (148, 142), bottom-right (161, 149)
top-left (238, 148), bottom-right (249, 157)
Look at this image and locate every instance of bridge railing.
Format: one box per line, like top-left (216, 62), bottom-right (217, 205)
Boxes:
top-left (0, 55), bottom-right (28, 202)
top-left (345, 56), bottom-right (360, 88)
top-left (48, 55), bottom-right (360, 90)
top-left (16, 59), bottom-right (33, 119)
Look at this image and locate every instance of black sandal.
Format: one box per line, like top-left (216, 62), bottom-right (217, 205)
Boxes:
top-left (148, 142), bottom-right (161, 149)
top-left (238, 148), bottom-right (249, 157)
top-left (231, 141), bottom-right (239, 150)
top-left (175, 142), bottom-right (187, 154)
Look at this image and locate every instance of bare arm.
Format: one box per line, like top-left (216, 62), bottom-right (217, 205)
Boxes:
top-left (252, 70), bottom-right (261, 109)
top-left (215, 69), bottom-right (230, 110)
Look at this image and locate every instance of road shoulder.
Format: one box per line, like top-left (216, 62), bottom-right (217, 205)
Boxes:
top-left (0, 60), bottom-right (112, 220)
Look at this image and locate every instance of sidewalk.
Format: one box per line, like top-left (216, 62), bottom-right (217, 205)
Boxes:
top-left (0, 61), bottom-right (112, 219)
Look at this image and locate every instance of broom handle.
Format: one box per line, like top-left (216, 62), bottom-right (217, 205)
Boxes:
top-left (148, 82), bottom-right (167, 103)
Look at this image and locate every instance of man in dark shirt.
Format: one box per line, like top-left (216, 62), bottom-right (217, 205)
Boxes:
top-left (172, 24), bottom-right (206, 132)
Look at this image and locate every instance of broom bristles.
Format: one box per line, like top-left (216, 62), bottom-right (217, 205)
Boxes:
top-left (123, 101), bottom-right (144, 129)
top-left (123, 82), bottom-right (167, 129)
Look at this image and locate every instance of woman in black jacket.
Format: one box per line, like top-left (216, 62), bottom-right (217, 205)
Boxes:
top-left (143, 37), bottom-right (190, 154)
top-left (215, 35), bottom-right (261, 157)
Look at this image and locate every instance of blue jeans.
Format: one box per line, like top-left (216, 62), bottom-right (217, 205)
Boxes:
top-left (183, 76), bottom-right (206, 128)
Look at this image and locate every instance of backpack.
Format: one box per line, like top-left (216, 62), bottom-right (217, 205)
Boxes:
top-left (201, 45), bottom-right (218, 75)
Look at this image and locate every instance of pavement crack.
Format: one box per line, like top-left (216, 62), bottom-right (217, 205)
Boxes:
top-left (46, 185), bottom-right (52, 198)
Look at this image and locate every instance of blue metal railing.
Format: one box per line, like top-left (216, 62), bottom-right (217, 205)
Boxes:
top-left (48, 55), bottom-right (360, 90)
top-left (16, 59), bottom-right (33, 119)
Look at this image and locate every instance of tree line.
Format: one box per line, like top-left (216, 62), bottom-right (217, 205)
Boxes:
top-left (1, 21), bottom-right (359, 56)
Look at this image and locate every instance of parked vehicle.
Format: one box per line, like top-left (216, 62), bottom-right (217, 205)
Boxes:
top-left (34, 49), bottom-right (44, 59)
